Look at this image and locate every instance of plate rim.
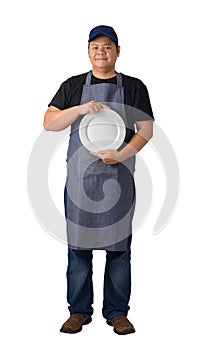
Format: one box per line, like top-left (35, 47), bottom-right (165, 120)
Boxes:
top-left (79, 109), bottom-right (126, 151)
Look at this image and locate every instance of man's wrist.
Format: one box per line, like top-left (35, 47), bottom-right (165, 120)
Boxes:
top-left (117, 150), bottom-right (126, 162)
top-left (118, 147), bottom-right (136, 162)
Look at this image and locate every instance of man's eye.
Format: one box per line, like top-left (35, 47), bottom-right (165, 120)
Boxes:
top-left (105, 46), bottom-right (111, 49)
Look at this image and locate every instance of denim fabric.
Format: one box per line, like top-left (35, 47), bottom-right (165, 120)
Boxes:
top-left (66, 247), bottom-right (131, 320)
top-left (66, 249), bottom-right (94, 317)
top-left (65, 71), bottom-right (136, 250)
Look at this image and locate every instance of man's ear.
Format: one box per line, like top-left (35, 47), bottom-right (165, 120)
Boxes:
top-left (117, 46), bottom-right (121, 57)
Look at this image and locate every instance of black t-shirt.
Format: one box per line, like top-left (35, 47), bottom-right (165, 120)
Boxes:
top-left (48, 72), bottom-right (154, 125)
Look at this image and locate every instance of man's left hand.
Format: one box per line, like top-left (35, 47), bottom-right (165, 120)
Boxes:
top-left (91, 149), bottom-right (123, 165)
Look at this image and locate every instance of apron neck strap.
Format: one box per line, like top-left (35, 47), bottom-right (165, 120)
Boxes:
top-left (85, 71), bottom-right (123, 87)
top-left (116, 73), bottom-right (122, 87)
top-left (85, 71), bottom-right (92, 85)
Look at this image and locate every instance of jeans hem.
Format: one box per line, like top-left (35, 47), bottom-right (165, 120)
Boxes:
top-left (103, 311), bottom-right (128, 321)
top-left (68, 307), bottom-right (93, 319)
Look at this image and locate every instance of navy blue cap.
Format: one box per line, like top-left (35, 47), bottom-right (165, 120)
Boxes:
top-left (88, 25), bottom-right (119, 46)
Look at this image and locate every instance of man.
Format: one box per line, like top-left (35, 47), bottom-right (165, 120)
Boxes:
top-left (44, 25), bottom-right (154, 335)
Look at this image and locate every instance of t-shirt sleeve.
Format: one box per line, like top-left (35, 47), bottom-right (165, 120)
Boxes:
top-left (133, 81), bottom-right (155, 122)
top-left (48, 81), bottom-right (70, 110)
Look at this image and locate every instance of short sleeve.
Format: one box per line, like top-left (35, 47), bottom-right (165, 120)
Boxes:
top-left (133, 82), bottom-right (155, 121)
top-left (48, 81), bottom-right (70, 110)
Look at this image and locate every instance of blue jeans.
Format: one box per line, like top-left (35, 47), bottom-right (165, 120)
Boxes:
top-left (66, 248), bottom-right (131, 320)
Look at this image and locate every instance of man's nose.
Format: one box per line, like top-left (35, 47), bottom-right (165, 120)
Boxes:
top-left (97, 48), bottom-right (106, 55)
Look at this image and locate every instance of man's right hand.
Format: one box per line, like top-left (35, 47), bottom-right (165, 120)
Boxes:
top-left (78, 100), bottom-right (110, 115)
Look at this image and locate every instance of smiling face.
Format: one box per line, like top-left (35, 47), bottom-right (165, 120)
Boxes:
top-left (88, 36), bottom-right (120, 78)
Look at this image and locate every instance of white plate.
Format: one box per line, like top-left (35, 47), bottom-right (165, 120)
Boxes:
top-left (79, 109), bottom-right (126, 151)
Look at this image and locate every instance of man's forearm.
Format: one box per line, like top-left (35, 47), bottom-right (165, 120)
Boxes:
top-left (43, 101), bottom-right (110, 131)
top-left (119, 133), bottom-right (149, 161)
top-left (44, 106), bottom-right (81, 131)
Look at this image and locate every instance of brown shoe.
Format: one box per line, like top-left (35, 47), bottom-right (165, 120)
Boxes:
top-left (60, 314), bottom-right (92, 334)
top-left (107, 315), bottom-right (135, 335)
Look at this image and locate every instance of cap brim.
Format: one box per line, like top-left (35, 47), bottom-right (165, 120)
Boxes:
top-left (89, 32), bottom-right (118, 45)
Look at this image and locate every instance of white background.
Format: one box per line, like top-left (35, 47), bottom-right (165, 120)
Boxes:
top-left (1, 0), bottom-right (208, 349)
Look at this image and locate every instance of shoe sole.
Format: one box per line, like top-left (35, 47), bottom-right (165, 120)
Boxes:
top-left (60, 317), bottom-right (92, 334)
top-left (107, 320), bottom-right (135, 335)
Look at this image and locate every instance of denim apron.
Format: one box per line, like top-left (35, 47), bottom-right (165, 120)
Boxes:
top-left (64, 71), bottom-right (136, 251)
